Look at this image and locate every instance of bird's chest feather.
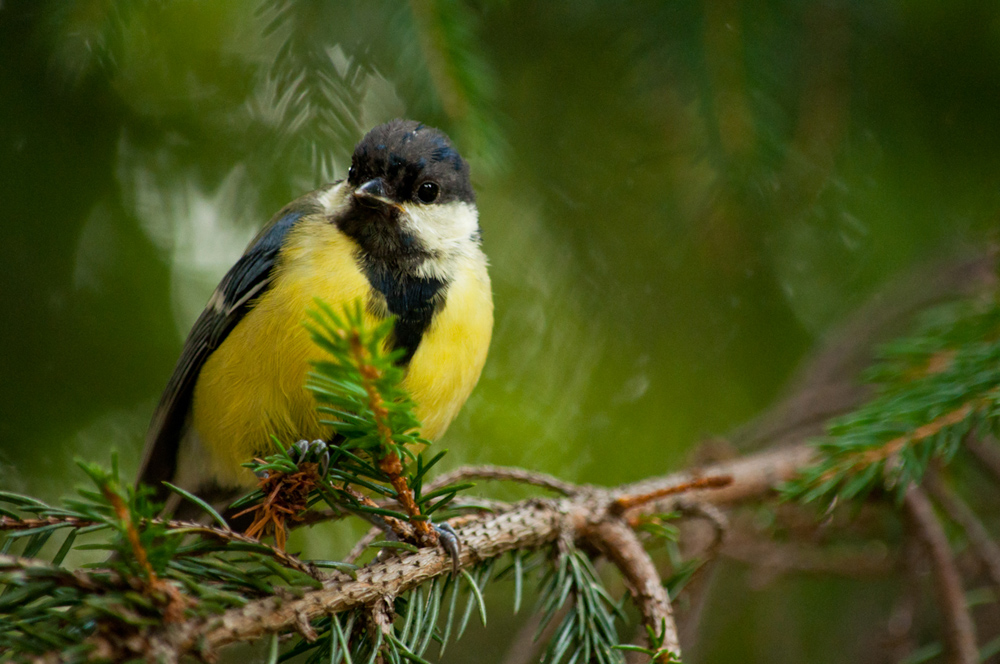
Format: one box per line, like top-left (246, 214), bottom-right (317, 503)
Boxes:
top-left (191, 220), bottom-right (492, 486)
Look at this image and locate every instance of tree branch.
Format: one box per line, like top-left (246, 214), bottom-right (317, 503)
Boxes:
top-left (90, 443), bottom-right (814, 661)
top-left (584, 518), bottom-right (679, 660)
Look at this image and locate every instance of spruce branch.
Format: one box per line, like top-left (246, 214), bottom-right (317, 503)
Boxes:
top-left (786, 297), bottom-right (1000, 505)
top-left (0, 441), bottom-right (817, 662)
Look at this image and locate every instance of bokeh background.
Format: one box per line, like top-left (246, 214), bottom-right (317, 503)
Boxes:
top-left (1, 1), bottom-right (998, 661)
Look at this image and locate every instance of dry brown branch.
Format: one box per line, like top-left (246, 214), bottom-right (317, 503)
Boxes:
top-left (904, 486), bottom-right (978, 664)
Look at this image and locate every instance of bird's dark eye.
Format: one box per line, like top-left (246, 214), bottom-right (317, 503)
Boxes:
top-left (348, 165), bottom-right (356, 183)
top-left (416, 181), bottom-right (440, 203)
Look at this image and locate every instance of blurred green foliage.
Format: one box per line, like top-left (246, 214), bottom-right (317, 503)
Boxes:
top-left (1, 1), bottom-right (998, 661)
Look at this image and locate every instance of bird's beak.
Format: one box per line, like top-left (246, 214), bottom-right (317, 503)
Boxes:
top-left (353, 178), bottom-right (395, 209)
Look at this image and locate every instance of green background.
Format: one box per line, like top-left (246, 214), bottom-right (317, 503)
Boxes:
top-left (1, 1), bottom-right (997, 661)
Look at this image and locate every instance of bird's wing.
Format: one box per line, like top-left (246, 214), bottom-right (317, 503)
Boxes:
top-left (138, 190), bottom-right (331, 497)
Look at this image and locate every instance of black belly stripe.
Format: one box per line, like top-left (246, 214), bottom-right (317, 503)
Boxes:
top-left (362, 263), bottom-right (447, 365)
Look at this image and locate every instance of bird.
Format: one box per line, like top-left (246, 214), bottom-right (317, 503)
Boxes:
top-left (137, 119), bottom-right (493, 521)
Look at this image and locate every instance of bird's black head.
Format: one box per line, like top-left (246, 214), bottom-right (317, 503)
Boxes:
top-left (347, 120), bottom-right (474, 206)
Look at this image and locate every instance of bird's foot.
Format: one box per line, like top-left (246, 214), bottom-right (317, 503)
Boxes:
top-left (373, 519), bottom-right (461, 574)
top-left (291, 439), bottom-right (331, 478)
top-left (433, 521), bottom-right (462, 574)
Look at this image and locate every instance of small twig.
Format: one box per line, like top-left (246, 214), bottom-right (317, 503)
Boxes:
top-left (675, 501), bottom-right (728, 556)
top-left (345, 526), bottom-right (382, 565)
top-left (904, 485), bottom-right (978, 664)
top-left (291, 508), bottom-right (349, 528)
top-left (924, 471), bottom-right (1000, 604)
top-left (370, 595), bottom-right (395, 637)
top-left (585, 518), bottom-right (680, 662)
top-left (0, 515), bottom-right (98, 531)
top-left (815, 402), bottom-right (978, 487)
top-left (612, 476), bottom-right (733, 514)
top-left (671, 501), bottom-right (728, 649)
top-left (103, 487), bottom-right (156, 584)
top-left (164, 519), bottom-right (317, 577)
top-left (424, 464), bottom-right (579, 496)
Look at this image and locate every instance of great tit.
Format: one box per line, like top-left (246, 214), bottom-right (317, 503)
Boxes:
top-left (137, 119), bottom-right (493, 517)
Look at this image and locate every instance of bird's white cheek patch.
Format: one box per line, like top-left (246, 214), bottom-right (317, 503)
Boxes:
top-left (399, 201), bottom-right (479, 256)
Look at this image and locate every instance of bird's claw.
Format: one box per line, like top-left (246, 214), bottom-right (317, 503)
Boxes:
top-left (434, 522), bottom-right (462, 574)
top-left (369, 520), bottom-right (461, 573)
top-left (291, 439), bottom-right (331, 477)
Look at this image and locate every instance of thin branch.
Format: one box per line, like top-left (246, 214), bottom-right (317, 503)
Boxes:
top-left (612, 476), bottom-right (733, 514)
top-left (0, 515), bottom-right (98, 531)
top-left (631, 444), bottom-right (817, 514)
top-left (924, 471), bottom-right (1000, 604)
top-left (672, 502), bottom-right (728, 651)
top-left (165, 520), bottom-right (317, 577)
top-left (904, 486), bottom-right (978, 664)
top-left (424, 464), bottom-right (579, 495)
top-left (290, 507), bottom-right (349, 528)
top-left (345, 526), bottom-right (382, 565)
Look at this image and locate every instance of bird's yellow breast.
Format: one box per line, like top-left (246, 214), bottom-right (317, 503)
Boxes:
top-left (190, 217), bottom-right (492, 488)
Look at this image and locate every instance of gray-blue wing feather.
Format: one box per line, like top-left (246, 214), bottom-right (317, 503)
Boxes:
top-left (138, 192), bottom-right (329, 498)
